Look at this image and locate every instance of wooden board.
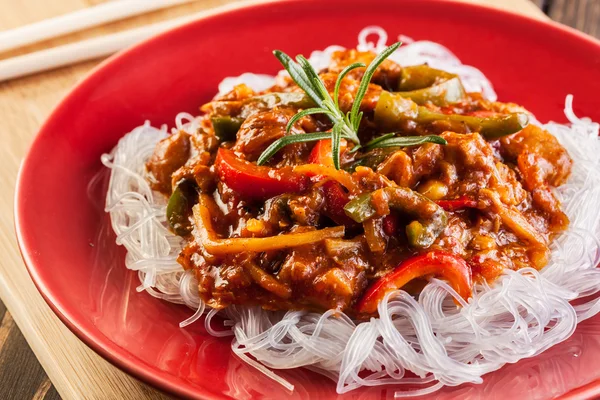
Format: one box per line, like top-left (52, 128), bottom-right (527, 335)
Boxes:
top-left (0, 1), bottom-right (547, 399)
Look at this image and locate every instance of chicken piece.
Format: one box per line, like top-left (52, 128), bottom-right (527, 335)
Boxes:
top-left (232, 106), bottom-right (316, 163)
top-left (319, 72), bottom-right (382, 114)
top-left (432, 214), bottom-right (473, 256)
top-left (146, 131), bottom-right (190, 194)
top-left (170, 128), bottom-right (220, 190)
top-left (441, 132), bottom-right (502, 195)
top-left (377, 150), bottom-right (414, 187)
top-left (277, 243), bottom-right (368, 311)
top-left (353, 166), bottom-right (396, 193)
top-left (410, 142), bottom-right (444, 183)
top-left (364, 143), bottom-right (444, 190)
top-left (495, 162), bottom-right (528, 207)
top-left (438, 132), bottom-right (526, 206)
top-left (479, 189), bottom-right (549, 269)
top-left (328, 49), bottom-right (403, 89)
top-left (501, 124), bottom-right (572, 186)
top-left (500, 124), bottom-right (572, 231)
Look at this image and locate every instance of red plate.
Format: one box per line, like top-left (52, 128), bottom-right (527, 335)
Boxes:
top-left (14, 0), bottom-right (600, 398)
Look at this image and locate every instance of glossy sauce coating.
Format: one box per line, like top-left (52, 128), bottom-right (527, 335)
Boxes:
top-left (146, 50), bottom-right (572, 316)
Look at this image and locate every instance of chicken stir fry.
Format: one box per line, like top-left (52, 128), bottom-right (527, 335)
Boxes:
top-left (146, 46), bottom-right (571, 316)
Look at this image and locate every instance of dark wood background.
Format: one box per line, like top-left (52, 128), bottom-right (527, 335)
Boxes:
top-left (1, 0), bottom-right (598, 399)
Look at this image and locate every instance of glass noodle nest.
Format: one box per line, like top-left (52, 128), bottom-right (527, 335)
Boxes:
top-left (101, 27), bottom-right (600, 396)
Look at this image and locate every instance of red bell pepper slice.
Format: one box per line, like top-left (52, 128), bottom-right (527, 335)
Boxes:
top-left (308, 138), bottom-right (350, 167)
top-left (307, 139), bottom-right (357, 227)
top-left (308, 139), bottom-right (336, 166)
top-left (436, 196), bottom-right (478, 211)
top-left (357, 251), bottom-right (472, 314)
top-left (215, 148), bottom-right (309, 200)
top-left (321, 180), bottom-right (359, 227)
top-left (382, 214), bottom-right (399, 236)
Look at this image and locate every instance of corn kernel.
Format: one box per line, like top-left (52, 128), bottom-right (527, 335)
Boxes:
top-left (418, 180), bottom-right (448, 200)
top-left (246, 218), bottom-right (266, 234)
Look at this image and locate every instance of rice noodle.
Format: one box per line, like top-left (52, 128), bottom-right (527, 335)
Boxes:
top-left (102, 27), bottom-right (600, 396)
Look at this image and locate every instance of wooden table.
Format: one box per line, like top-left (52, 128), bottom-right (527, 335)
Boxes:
top-left (0, 1), bottom-right (597, 399)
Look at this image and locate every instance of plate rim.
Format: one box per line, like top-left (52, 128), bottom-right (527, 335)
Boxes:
top-left (13, 0), bottom-right (600, 399)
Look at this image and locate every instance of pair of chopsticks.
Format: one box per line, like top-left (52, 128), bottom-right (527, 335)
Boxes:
top-left (0, 0), bottom-right (199, 82)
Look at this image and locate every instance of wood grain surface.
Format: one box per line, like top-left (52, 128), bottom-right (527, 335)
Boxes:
top-left (0, 1), bottom-right (596, 399)
top-left (549, 0), bottom-right (600, 38)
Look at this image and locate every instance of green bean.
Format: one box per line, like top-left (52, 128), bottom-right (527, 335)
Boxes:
top-left (375, 91), bottom-right (529, 139)
top-left (396, 65), bottom-right (466, 106)
top-left (209, 92), bottom-right (316, 118)
top-left (343, 193), bottom-right (376, 222)
top-left (397, 77), bottom-right (465, 106)
top-left (166, 182), bottom-right (197, 236)
top-left (344, 187), bottom-right (448, 248)
top-left (345, 148), bottom-right (396, 172)
top-left (211, 116), bottom-right (244, 141)
top-left (246, 92), bottom-right (314, 109)
top-left (398, 65), bottom-right (455, 91)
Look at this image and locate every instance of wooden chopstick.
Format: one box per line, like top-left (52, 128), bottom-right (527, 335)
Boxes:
top-left (0, 0), bottom-right (194, 54)
top-left (0, 0), bottom-right (281, 83)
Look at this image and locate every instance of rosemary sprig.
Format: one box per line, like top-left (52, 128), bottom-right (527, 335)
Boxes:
top-left (362, 134), bottom-right (447, 151)
top-left (256, 42), bottom-right (446, 168)
top-left (257, 131), bottom-right (333, 162)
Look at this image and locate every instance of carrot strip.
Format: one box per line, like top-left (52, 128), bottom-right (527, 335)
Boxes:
top-left (193, 197), bottom-right (344, 255)
top-left (293, 163), bottom-right (359, 194)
